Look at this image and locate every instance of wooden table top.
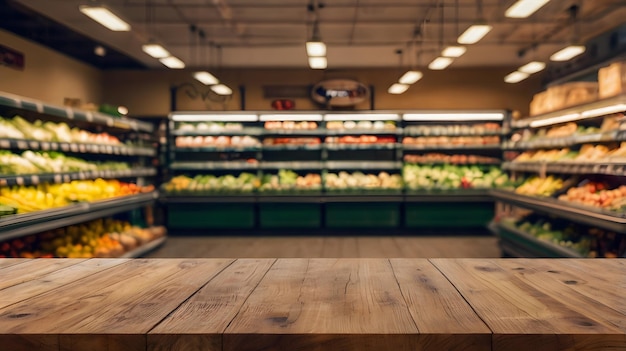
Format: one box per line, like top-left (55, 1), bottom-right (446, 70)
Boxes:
top-left (0, 258), bottom-right (624, 351)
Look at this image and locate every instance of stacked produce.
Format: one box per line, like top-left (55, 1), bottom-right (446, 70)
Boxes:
top-left (513, 148), bottom-right (576, 162)
top-left (175, 135), bottom-right (260, 148)
top-left (0, 150), bottom-right (129, 175)
top-left (405, 123), bottom-right (501, 135)
top-left (263, 137), bottom-right (321, 146)
top-left (403, 164), bottom-right (508, 190)
top-left (0, 116), bottom-right (120, 144)
top-left (514, 176), bottom-right (563, 196)
top-left (325, 135), bottom-right (395, 144)
top-left (163, 173), bottom-right (259, 194)
top-left (177, 122), bottom-right (243, 132)
top-left (0, 179), bottom-right (152, 216)
top-left (511, 215), bottom-right (624, 258)
top-left (404, 153), bottom-right (500, 165)
top-left (326, 120), bottom-right (396, 130)
top-left (325, 171), bottom-right (402, 191)
top-left (264, 121), bottom-right (318, 130)
top-left (512, 143), bottom-right (626, 162)
top-left (403, 135), bottom-right (500, 147)
top-left (558, 181), bottom-right (626, 211)
top-left (0, 218), bottom-right (166, 258)
top-left (259, 170), bottom-right (321, 192)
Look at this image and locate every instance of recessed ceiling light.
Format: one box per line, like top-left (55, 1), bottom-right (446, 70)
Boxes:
top-left (193, 71), bottom-right (220, 85)
top-left (398, 70), bottom-right (423, 84)
top-left (428, 57), bottom-right (453, 70)
top-left (441, 46), bottom-right (467, 58)
top-left (142, 44), bottom-right (170, 59)
top-left (518, 61), bottom-right (546, 74)
top-left (79, 6), bottom-right (130, 31)
top-left (308, 57), bottom-right (327, 69)
top-left (306, 41), bottom-right (326, 57)
top-left (388, 83), bottom-right (409, 94)
top-left (457, 24), bottom-right (492, 44)
top-left (504, 71), bottom-right (530, 83)
top-left (159, 56), bottom-right (185, 69)
top-left (211, 84), bottom-right (233, 95)
top-left (550, 45), bottom-right (586, 61)
top-left (505, 0), bottom-right (550, 18)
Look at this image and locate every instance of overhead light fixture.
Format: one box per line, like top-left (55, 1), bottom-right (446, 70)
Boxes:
top-left (308, 57), bottom-right (327, 69)
top-left (260, 114), bottom-right (324, 121)
top-left (325, 114), bottom-right (400, 121)
top-left (142, 44), bottom-right (170, 59)
top-left (306, 41), bottom-right (326, 57)
top-left (505, 0), bottom-right (550, 18)
top-left (550, 45), bottom-right (586, 62)
top-left (403, 112), bottom-right (504, 121)
top-left (79, 6), bottom-right (131, 31)
top-left (388, 83), bottom-right (409, 94)
top-left (518, 61), bottom-right (546, 74)
top-left (529, 113), bottom-right (581, 128)
top-left (171, 113), bottom-right (257, 122)
top-left (210, 84), bottom-right (233, 95)
top-left (428, 57), bottom-right (453, 70)
top-left (442, 46), bottom-right (467, 58)
top-left (398, 70), bottom-right (423, 84)
top-left (117, 106), bottom-right (129, 116)
top-left (193, 71), bottom-right (220, 85)
top-left (457, 24), bottom-right (492, 44)
top-left (581, 104), bottom-right (626, 118)
top-left (159, 56), bottom-right (185, 69)
top-left (504, 71), bottom-right (530, 83)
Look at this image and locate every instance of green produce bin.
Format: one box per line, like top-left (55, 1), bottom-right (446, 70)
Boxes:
top-left (405, 202), bottom-right (494, 228)
top-left (325, 203), bottom-right (401, 228)
top-left (167, 203), bottom-right (255, 229)
top-left (259, 203), bottom-right (322, 228)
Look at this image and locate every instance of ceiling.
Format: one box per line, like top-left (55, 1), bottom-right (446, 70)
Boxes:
top-left (3, 0), bottom-right (626, 70)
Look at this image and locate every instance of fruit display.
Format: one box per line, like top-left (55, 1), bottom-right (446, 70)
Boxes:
top-left (263, 137), bottom-right (321, 146)
top-left (0, 116), bottom-right (120, 144)
top-left (557, 181), bottom-right (626, 211)
top-left (175, 135), bottom-right (260, 148)
top-left (177, 122), bottom-right (243, 132)
top-left (325, 171), bottom-right (402, 191)
top-left (264, 121), bottom-right (318, 130)
top-left (325, 136), bottom-right (395, 144)
top-left (405, 123), bottom-right (501, 136)
top-left (259, 170), bottom-right (321, 192)
top-left (512, 143), bottom-right (626, 162)
top-left (0, 150), bottom-right (130, 175)
top-left (513, 148), bottom-right (576, 162)
top-left (510, 214), bottom-right (625, 258)
top-left (326, 120), bottom-right (396, 130)
top-left (403, 135), bottom-right (500, 147)
top-left (163, 173), bottom-right (259, 194)
top-left (404, 153), bottom-right (500, 165)
top-left (0, 218), bottom-right (166, 258)
top-left (0, 179), bottom-right (152, 216)
top-left (514, 176), bottom-right (564, 196)
top-left (403, 164), bottom-right (509, 190)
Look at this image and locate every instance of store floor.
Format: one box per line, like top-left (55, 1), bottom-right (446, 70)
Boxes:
top-left (147, 235), bottom-right (501, 258)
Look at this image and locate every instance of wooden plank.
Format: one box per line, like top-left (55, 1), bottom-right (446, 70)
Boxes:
top-left (320, 237), bottom-right (359, 257)
top-left (357, 237), bottom-right (403, 257)
top-left (0, 258), bottom-right (30, 270)
top-left (432, 259), bottom-right (626, 351)
top-left (148, 258), bottom-right (276, 351)
top-left (0, 258), bottom-right (87, 290)
top-left (0, 258), bottom-right (127, 309)
top-left (224, 258), bottom-right (419, 351)
top-left (0, 259), bottom-right (234, 351)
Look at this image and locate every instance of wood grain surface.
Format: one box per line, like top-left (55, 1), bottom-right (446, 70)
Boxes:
top-left (0, 258), bottom-right (623, 351)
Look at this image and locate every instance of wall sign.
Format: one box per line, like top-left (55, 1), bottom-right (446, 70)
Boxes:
top-left (0, 44), bottom-right (25, 71)
top-left (311, 79), bottom-right (369, 107)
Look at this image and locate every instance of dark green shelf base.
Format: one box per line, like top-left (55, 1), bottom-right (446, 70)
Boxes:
top-left (405, 202), bottom-right (494, 228)
top-left (167, 203), bottom-right (255, 229)
top-left (325, 203), bottom-right (401, 228)
top-left (259, 203), bottom-right (321, 228)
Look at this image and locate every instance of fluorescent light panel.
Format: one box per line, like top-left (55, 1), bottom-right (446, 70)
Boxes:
top-left (506, 0), bottom-right (550, 18)
top-left (504, 71), bottom-right (530, 83)
top-left (457, 24), bottom-right (492, 44)
top-left (172, 114), bottom-right (258, 122)
top-left (529, 113), bottom-right (581, 128)
top-left (428, 57), bottom-right (453, 70)
top-left (308, 57), bottom-right (327, 69)
top-left (325, 114), bottom-right (400, 121)
top-left (388, 83), bottom-right (410, 94)
top-left (142, 44), bottom-right (170, 58)
top-left (581, 104), bottom-right (626, 118)
top-left (442, 46), bottom-right (467, 58)
top-left (210, 84), bottom-right (233, 95)
top-left (398, 71), bottom-right (423, 84)
top-left (403, 113), bottom-right (504, 121)
top-left (193, 71), bottom-right (220, 85)
top-left (79, 6), bottom-right (130, 31)
top-left (550, 45), bottom-right (586, 61)
top-left (260, 114), bottom-right (323, 121)
top-left (159, 56), bottom-right (185, 69)
top-left (306, 41), bottom-right (326, 57)
top-left (518, 61), bottom-right (546, 74)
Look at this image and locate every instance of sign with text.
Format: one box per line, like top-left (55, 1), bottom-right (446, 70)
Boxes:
top-left (0, 44), bottom-right (25, 70)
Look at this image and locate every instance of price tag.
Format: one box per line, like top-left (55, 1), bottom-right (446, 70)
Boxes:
top-left (593, 164), bottom-right (602, 174)
top-left (79, 172), bottom-right (86, 180)
top-left (30, 141), bottom-right (39, 149)
top-left (54, 174), bottom-right (62, 183)
top-left (17, 141), bottom-right (28, 149)
top-left (106, 146), bottom-right (112, 154)
top-left (42, 142), bottom-right (50, 151)
top-left (16, 177), bottom-right (24, 186)
top-left (79, 144), bottom-right (86, 153)
top-left (70, 144), bottom-right (79, 153)
top-left (65, 108), bottom-right (74, 119)
top-left (85, 112), bottom-right (94, 122)
top-left (50, 142), bottom-right (58, 151)
top-left (106, 118), bottom-right (114, 127)
top-left (61, 143), bottom-right (70, 152)
top-left (63, 174), bottom-right (71, 183)
top-left (31, 175), bottom-right (39, 184)
top-left (130, 121), bottom-right (138, 130)
top-left (35, 102), bottom-right (44, 113)
top-left (0, 139), bottom-right (10, 149)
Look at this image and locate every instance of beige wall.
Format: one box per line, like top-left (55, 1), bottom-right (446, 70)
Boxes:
top-left (103, 67), bottom-right (543, 117)
top-left (0, 29), bottom-right (102, 106)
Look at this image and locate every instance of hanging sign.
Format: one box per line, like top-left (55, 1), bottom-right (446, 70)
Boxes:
top-left (0, 44), bottom-right (24, 70)
top-left (311, 79), bottom-right (369, 107)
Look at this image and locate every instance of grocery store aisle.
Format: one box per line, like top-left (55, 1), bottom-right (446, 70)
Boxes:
top-left (147, 236), bottom-right (501, 258)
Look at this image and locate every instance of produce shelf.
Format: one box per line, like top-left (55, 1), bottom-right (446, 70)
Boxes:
top-left (404, 130), bottom-right (502, 137)
top-left (261, 129), bottom-right (325, 136)
top-left (260, 161), bottom-right (324, 170)
top-left (257, 195), bottom-right (323, 203)
top-left (324, 143), bottom-right (396, 151)
top-left (119, 236), bottom-right (167, 258)
top-left (0, 138), bottom-right (156, 156)
top-left (495, 221), bottom-right (584, 258)
top-left (490, 189), bottom-right (626, 232)
top-left (173, 146), bottom-right (261, 152)
top-left (161, 195), bottom-right (256, 203)
top-left (322, 193), bottom-right (403, 203)
top-left (325, 128), bottom-right (402, 136)
top-left (0, 91), bottom-right (153, 132)
top-left (404, 189), bottom-right (493, 202)
top-left (170, 161), bottom-right (259, 170)
top-left (262, 145), bottom-right (322, 151)
top-left (503, 161), bottom-right (626, 176)
top-left (503, 131), bottom-right (618, 150)
top-left (325, 161), bottom-right (402, 170)
top-left (171, 128), bottom-right (263, 136)
top-left (0, 191), bottom-right (158, 242)
top-left (0, 167), bottom-right (157, 186)
top-left (401, 144), bottom-right (501, 151)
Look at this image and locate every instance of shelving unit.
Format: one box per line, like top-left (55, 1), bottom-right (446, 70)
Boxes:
top-left (0, 91), bottom-right (163, 258)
